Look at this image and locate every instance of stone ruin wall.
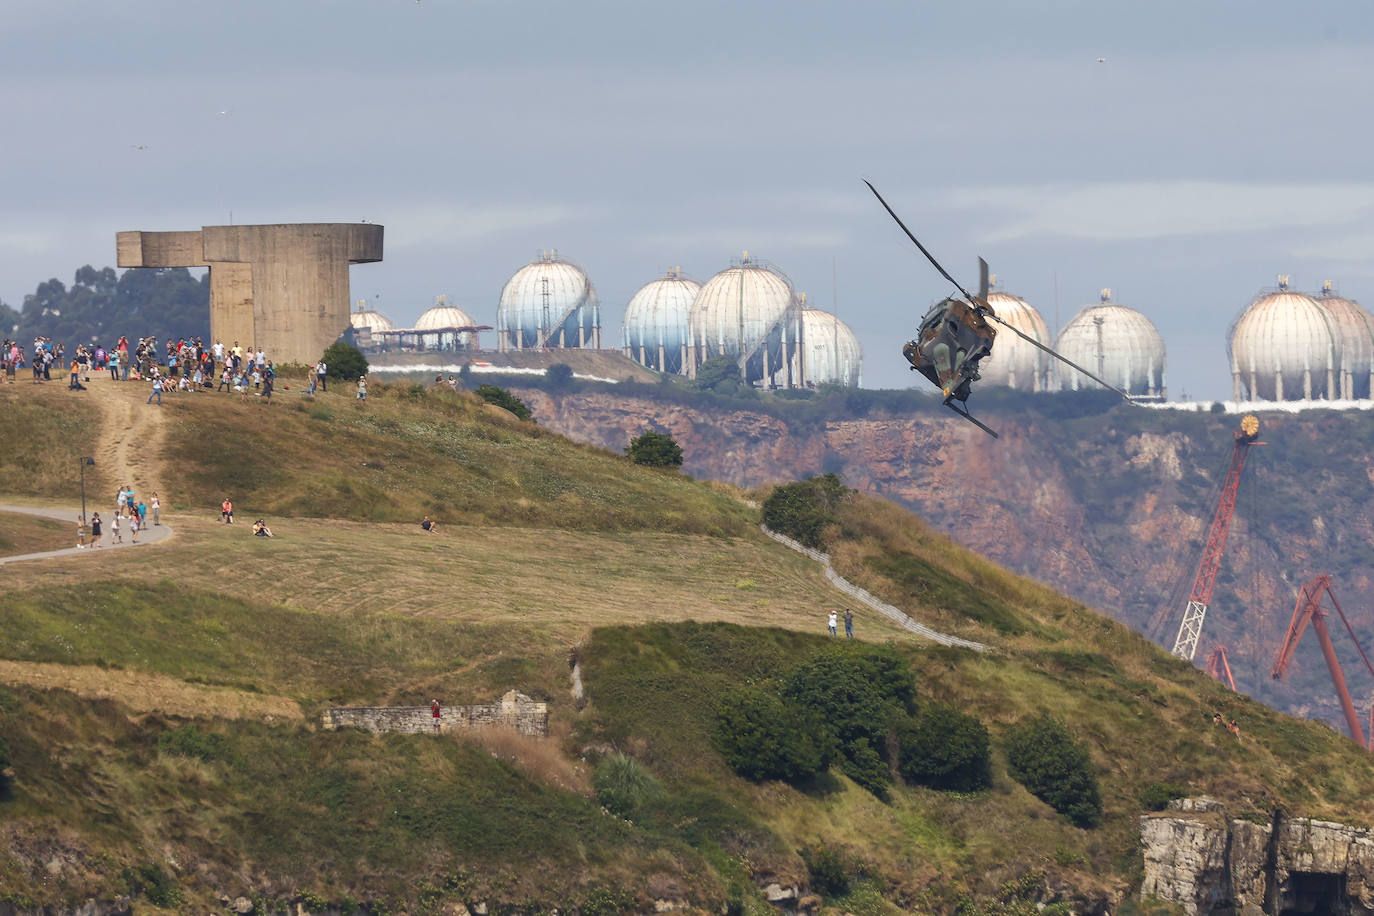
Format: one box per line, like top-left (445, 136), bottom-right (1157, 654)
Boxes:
top-left (320, 690), bottom-right (548, 737)
top-left (1141, 796), bottom-right (1374, 915)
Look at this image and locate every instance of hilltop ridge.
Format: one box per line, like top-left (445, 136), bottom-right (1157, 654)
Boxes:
top-left (2, 376), bottom-right (1374, 915)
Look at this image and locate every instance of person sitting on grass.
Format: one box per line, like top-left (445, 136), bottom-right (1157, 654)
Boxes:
top-left (252, 519), bottom-right (274, 538)
top-left (420, 515), bottom-right (437, 534)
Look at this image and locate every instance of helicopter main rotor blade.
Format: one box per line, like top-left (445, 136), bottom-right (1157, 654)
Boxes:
top-left (863, 179), bottom-right (976, 303)
top-left (984, 312), bottom-right (1132, 401)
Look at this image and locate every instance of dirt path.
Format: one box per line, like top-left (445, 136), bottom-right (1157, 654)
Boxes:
top-left (85, 377), bottom-right (167, 498)
top-left (0, 660), bottom-right (303, 721)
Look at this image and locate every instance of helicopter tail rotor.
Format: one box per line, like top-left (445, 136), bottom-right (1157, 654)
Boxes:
top-left (978, 257), bottom-right (989, 303)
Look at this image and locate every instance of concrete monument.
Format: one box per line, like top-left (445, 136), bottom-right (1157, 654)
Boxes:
top-left (117, 223), bottom-right (383, 366)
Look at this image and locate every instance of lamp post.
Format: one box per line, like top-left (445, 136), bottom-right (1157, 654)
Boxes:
top-left (78, 456), bottom-right (95, 523)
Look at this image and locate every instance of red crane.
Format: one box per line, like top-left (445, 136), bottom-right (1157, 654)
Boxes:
top-left (1271, 574), bottom-right (1374, 749)
top-left (1205, 645), bottom-right (1237, 691)
top-left (1170, 415), bottom-right (1262, 661)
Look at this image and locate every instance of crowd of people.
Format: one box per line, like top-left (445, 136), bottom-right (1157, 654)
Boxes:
top-left (76, 484), bottom-right (159, 549)
top-left (2, 334), bottom-right (344, 406)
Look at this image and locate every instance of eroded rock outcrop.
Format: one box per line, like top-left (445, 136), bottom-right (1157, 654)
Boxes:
top-left (1141, 797), bottom-right (1374, 915)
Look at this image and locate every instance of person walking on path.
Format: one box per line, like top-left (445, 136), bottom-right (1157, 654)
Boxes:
top-left (111, 511), bottom-right (122, 544)
top-left (76, 516), bottom-right (86, 549)
top-left (431, 699), bottom-right (442, 734)
top-left (844, 608), bottom-right (854, 639)
top-left (90, 512), bottom-right (102, 548)
top-left (129, 512), bottom-right (140, 543)
top-left (147, 374), bottom-right (163, 405)
top-left (151, 493), bottom-right (160, 526)
top-left (827, 610), bottom-right (838, 637)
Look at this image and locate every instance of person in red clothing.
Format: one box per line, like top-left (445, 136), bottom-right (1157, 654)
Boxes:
top-left (221, 497), bottom-right (234, 524)
top-left (430, 698), bottom-right (441, 734)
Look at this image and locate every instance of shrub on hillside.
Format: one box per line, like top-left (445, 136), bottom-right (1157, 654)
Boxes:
top-left (1140, 781), bottom-right (1188, 812)
top-left (592, 753), bottom-right (663, 818)
top-left (762, 473), bottom-right (849, 549)
top-left (898, 703), bottom-right (991, 792)
top-left (322, 341), bottom-right (368, 381)
top-left (625, 430), bottom-right (684, 469)
top-left (839, 736), bottom-right (890, 800)
top-left (157, 724), bottom-right (230, 763)
top-left (782, 647), bottom-right (914, 748)
top-left (693, 356), bottom-right (749, 396)
top-left (0, 735), bottom-right (11, 800)
top-left (1005, 714), bottom-right (1102, 828)
top-left (713, 687), bottom-right (832, 784)
top-left (546, 363), bottom-right (576, 391)
top-left (475, 384), bottom-right (533, 421)
top-left (799, 844), bottom-right (850, 897)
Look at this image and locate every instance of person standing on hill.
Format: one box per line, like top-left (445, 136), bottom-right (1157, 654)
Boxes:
top-left (129, 512), bottom-right (140, 543)
top-left (221, 497), bottom-right (234, 524)
top-left (76, 516), bottom-right (86, 549)
top-left (356, 376), bottom-right (367, 400)
top-left (431, 699), bottom-right (442, 733)
top-left (827, 610), bottom-right (838, 637)
top-left (147, 374), bottom-right (163, 405)
top-left (316, 358), bottom-right (327, 392)
top-left (111, 511), bottom-right (122, 544)
top-left (844, 608), bottom-right (854, 639)
top-left (90, 512), bottom-right (102, 548)
top-left (151, 493), bottom-right (160, 526)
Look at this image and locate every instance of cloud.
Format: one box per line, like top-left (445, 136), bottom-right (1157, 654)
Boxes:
top-left (378, 204), bottom-right (581, 248)
top-left (950, 181), bottom-right (1374, 243)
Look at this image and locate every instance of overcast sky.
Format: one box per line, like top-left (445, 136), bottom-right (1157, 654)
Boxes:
top-left (4, 0), bottom-right (1372, 397)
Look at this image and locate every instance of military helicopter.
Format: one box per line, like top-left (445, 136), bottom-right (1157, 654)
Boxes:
top-left (864, 179), bottom-right (1130, 438)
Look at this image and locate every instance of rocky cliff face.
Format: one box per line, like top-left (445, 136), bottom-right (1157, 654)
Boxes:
top-left (513, 388), bottom-right (1374, 728)
top-left (1141, 796), bottom-right (1374, 915)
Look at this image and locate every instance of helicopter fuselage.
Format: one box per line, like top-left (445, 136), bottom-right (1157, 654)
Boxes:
top-left (903, 297), bottom-right (997, 402)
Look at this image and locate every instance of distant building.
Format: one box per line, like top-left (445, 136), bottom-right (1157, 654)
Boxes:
top-left (1229, 276), bottom-right (1352, 402)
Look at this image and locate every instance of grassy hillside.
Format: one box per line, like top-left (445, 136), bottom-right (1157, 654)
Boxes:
top-left (2, 379), bottom-right (1374, 915)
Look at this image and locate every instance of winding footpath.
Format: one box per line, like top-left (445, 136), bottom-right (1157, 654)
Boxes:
top-left (761, 525), bottom-right (988, 652)
top-left (0, 504), bottom-right (173, 565)
top-left (1, 379), bottom-right (173, 565)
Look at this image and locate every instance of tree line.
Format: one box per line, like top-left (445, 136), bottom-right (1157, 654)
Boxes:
top-left (4, 264), bottom-right (209, 346)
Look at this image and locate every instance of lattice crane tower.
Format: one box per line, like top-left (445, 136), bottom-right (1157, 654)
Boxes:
top-left (1170, 415), bottom-right (1261, 661)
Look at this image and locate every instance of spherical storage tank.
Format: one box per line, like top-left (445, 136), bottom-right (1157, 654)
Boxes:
top-left (348, 300), bottom-right (393, 349)
top-left (689, 253), bottom-right (803, 388)
top-left (800, 308), bottom-right (862, 387)
top-left (1315, 282), bottom-right (1374, 400)
top-left (414, 299), bottom-right (480, 350)
top-left (978, 283), bottom-right (1051, 391)
top-left (1054, 290), bottom-right (1166, 399)
top-left (497, 250), bottom-right (600, 350)
top-left (1229, 277), bottom-right (1338, 401)
top-left (622, 268), bottom-right (700, 375)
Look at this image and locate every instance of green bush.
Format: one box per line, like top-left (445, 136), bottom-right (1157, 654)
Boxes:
top-left (1140, 781), bottom-right (1188, 812)
top-left (693, 356), bottom-right (748, 396)
top-left (592, 753), bottom-right (663, 818)
top-left (121, 863), bottom-right (182, 908)
top-left (1004, 714), bottom-right (1102, 828)
top-left (782, 647), bottom-right (914, 749)
top-left (0, 735), bottom-right (11, 800)
top-left (799, 844), bottom-right (850, 897)
top-left (713, 687), bottom-right (831, 784)
top-left (625, 430), bottom-right (684, 469)
top-left (898, 703), bottom-right (991, 792)
top-left (157, 724), bottom-right (230, 763)
top-left (475, 384), bottom-right (533, 421)
top-left (839, 737), bottom-right (890, 800)
top-left (322, 341), bottom-right (368, 381)
top-left (546, 363), bottom-right (576, 391)
top-left (762, 473), bottom-right (849, 549)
